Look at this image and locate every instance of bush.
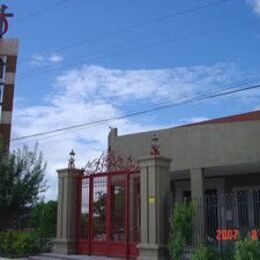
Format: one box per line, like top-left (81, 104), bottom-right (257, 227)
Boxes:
top-left (0, 230), bottom-right (40, 257)
top-left (234, 236), bottom-right (260, 260)
top-left (192, 245), bottom-right (218, 260)
top-left (191, 236), bottom-right (260, 260)
top-left (30, 200), bottom-right (57, 252)
top-left (31, 200), bottom-right (57, 238)
top-left (167, 202), bottom-right (194, 260)
top-left (168, 232), bottom-right (185, 260)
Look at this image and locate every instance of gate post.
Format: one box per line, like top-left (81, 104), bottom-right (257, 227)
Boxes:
top-left (52, 167), bottom-right (82, 254)
top-left (137, 156), bottom-right (172, 260)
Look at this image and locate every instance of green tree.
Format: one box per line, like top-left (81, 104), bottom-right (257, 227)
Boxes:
top-left (0, 144), bottom-right (46, 230)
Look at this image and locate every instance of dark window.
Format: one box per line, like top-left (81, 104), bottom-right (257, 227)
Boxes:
top-left (182, 191), bottom-right (191, 203)
top-left (237, 191), bottom-right (249, 227)
top-left (206, 189), bottom-right (218, 240)
top-left (253, 190), bottom-right (260, 226)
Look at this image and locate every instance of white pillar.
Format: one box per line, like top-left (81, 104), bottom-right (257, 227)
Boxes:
top-left (53, 168), bottom-right (82, 254)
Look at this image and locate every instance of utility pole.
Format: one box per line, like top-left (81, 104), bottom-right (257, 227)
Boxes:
top-left (0, 4), bottom-right (13, 38)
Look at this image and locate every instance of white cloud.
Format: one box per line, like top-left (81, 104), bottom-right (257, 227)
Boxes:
top-left (54, 63), bottom-right (239, 104)
top-left (247, 0), bottom-right (260, 15)
top-left (49, 54), bottom-right (63, 63)
top-left (11, 63), bottom-right (255, 200)
top-left (29, 54), bottom-right (45, 66)
top-left (188, 117), bottom-right (210, 123)
top-left (29, 53), bottom-right (63, 66)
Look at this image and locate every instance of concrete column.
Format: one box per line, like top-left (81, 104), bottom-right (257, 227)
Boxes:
top-left (137, 156), bottom-right (172, 260)
top-left (52, 168), bottom-right (82, 254)
top-left (190, 168), bottom-right (205, 247)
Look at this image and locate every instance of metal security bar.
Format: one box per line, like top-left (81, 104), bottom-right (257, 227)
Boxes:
top-left (195, 189), bottom-right (260, 250)
top-left (171, 189), bottom-right (260, 259)
top-left (76, 170), bottom-right (140, 258)
top-left (92, 176), bottom-right (107, 241)
top-left (111, 174), bottom-right (125, 241)
top-left (78, 178), bottom-right (89, 240)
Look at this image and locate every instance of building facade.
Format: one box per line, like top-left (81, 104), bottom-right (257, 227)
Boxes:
top-left (54, 110), bottom-right (260, 259)
top-left (109, 110), bottom-right (260, 255)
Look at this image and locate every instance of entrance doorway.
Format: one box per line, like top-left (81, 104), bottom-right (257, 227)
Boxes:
top-left (76, 153), bottom-right (140, 258)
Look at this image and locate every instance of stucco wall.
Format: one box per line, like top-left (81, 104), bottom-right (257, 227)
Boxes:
top-left (109, 120), bottom-right (260, 172)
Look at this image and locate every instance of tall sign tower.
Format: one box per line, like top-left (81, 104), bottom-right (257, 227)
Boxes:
top-left (0, 5), bottom-right (18, 151)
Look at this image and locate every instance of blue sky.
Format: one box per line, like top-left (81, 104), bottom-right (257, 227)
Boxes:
top-left (2, 0), bottom-right (260, 199)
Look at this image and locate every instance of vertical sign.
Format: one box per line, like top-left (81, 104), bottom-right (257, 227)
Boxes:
top-left (0, 4), bottom-right (13, 38)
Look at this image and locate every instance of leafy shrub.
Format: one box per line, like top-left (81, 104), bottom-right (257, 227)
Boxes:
top-left (191, 236), bottom-right (260, 260)
top-left (0, 230), bottom-right (40, 257)
top-left (192, 245), bottom-right (218, 260)
top-left (234, 236), bottom-right (260, 260)
top-left (167, 202), bottom-right (194, 260)
top-left (168, 232), bottom-right (185, 260)
top-left (31, 200), bottom-right (57, 239)
top-left (30, 200), bottom-right (57, 251)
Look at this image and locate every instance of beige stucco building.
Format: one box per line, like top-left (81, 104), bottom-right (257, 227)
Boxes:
top-left (54, 110), bottom-right (260, 259)
top-left (108, 110), bottom-right (260, 258)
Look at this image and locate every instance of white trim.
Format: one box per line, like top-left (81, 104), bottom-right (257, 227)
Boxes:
top-left (0, 39), bottom-right (18, 56)
top-left (0, 111), bottom-right (12, 124)
top-left (4, 72), bottom-right (15, 85)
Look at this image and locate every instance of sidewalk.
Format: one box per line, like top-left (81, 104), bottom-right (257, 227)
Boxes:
top-left (29, 253), bottom-right (124, 260)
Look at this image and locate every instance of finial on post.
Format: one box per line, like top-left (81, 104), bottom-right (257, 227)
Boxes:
top-left (151, 134), bottom-right (160, 157)
top-left (68, 149), bottom-right (75, 169)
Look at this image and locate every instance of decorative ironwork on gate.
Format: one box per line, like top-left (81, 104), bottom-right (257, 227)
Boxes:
top-left (76, 151), bottom-right (141, 258)
top-left (83, 151), bottom-right (140, 175)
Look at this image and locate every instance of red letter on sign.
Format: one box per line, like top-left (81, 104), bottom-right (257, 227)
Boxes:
top-left (251, 229), bottom-right (258, 241)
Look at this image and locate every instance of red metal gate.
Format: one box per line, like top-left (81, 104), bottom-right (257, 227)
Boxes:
top-left (76, 153), bottom-right (140, 258)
